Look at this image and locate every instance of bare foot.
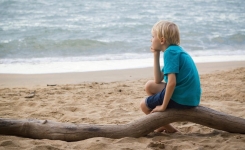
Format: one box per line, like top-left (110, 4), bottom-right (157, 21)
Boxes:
top-left (154, 124), bottom-right (178, 133)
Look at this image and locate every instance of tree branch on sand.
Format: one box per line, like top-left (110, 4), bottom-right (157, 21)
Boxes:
top-left (0, 106), bottom-right (244, 142)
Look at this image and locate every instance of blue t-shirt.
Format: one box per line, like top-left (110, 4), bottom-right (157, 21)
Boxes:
top-left (162, 45), bottom-right (201, 106)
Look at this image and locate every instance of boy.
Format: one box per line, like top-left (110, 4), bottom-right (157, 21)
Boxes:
top-left (140, 20), bottom-right (201, 133)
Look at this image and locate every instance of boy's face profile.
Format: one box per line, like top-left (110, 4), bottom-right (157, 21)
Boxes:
top-left (151, 31), bottom-right (163, 51)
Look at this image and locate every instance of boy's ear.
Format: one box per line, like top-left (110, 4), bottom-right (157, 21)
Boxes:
top-left (160, 37), bottom-right (165, 44)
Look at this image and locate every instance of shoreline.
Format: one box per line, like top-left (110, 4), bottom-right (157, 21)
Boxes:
top-left (0, 61), bottom-right (245, 87)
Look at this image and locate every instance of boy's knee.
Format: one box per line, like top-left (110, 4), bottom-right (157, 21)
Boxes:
top-left (140, 99), bottom-right (145, 110)
top-left (140, 99), bottom-right (150, 114)
top-left (144, 80), bottom-right (153, 90)
top-left (144, 80), bottom-right (154, 95)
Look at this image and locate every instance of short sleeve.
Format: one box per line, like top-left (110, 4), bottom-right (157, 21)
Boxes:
top-left (163, 49), bottom-right (179, 74)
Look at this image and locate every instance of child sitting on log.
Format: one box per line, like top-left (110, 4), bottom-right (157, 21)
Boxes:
top-left (140, 20), bottom-right (202, 133)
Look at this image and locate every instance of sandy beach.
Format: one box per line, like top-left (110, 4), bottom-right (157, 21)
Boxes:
top-left (0, 61), bottom-right (245, 150)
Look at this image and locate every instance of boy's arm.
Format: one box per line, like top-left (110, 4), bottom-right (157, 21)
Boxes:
top-left (151, 73), bottom-right (176, 113)
top-left (153, 51), bottom-right (163, 83)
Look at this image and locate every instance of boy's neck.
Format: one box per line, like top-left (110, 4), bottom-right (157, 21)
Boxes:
top-left (162, 44), bottom-right (170, 52)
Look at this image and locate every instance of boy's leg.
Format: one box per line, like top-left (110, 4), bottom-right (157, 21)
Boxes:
top-left (144, 80), bottom-right (166, 96)
top-left (141, 80), bottom-right (166, 114)
top-left (140, 99), bottom-right (151, 114)
top-left (141, 80), bottom-right (178, 133)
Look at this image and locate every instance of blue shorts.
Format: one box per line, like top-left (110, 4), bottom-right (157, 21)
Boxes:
top-left (145, 87), bottom-right (195, 110)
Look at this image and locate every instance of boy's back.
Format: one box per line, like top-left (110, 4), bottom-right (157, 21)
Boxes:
top-left (163, 45), bottom-right (201, 106)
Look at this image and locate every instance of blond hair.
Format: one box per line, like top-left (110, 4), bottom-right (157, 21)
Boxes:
top-left (151, 20), bottom-right (180, 45)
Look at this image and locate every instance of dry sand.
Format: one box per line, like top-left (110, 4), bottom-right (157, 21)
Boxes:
top-left (0, 61), bottom-right (245, 150)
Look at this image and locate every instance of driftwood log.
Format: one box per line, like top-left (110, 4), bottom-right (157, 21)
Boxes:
top-left (0, 106), bottom-right (245, 142)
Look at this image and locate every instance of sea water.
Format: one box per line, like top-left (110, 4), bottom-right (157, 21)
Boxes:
top-left (0, 0), bottom-right (245, 74)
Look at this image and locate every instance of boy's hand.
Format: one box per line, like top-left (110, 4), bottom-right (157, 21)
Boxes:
top-left (150, 47), bottom-right (161, 53)
top-left (151, 105), bottom-right (166, 113)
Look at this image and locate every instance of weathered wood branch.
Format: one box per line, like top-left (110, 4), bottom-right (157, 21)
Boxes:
top-left (0, 106), bottom-right (244, 142)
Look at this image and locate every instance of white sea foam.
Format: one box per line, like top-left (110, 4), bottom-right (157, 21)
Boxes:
top-left (0, 55), bottom-right (244, 74)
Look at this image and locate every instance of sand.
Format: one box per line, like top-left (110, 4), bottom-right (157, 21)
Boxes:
top-left (0, 61), bottom-right (245, 150)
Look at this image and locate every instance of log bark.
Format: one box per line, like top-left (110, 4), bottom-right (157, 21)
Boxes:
top-left (0, 106), bottom-right (244, 142)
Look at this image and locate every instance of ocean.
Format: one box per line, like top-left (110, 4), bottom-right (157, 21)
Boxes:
top-left (0, 0), bottom-right (245, 74)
